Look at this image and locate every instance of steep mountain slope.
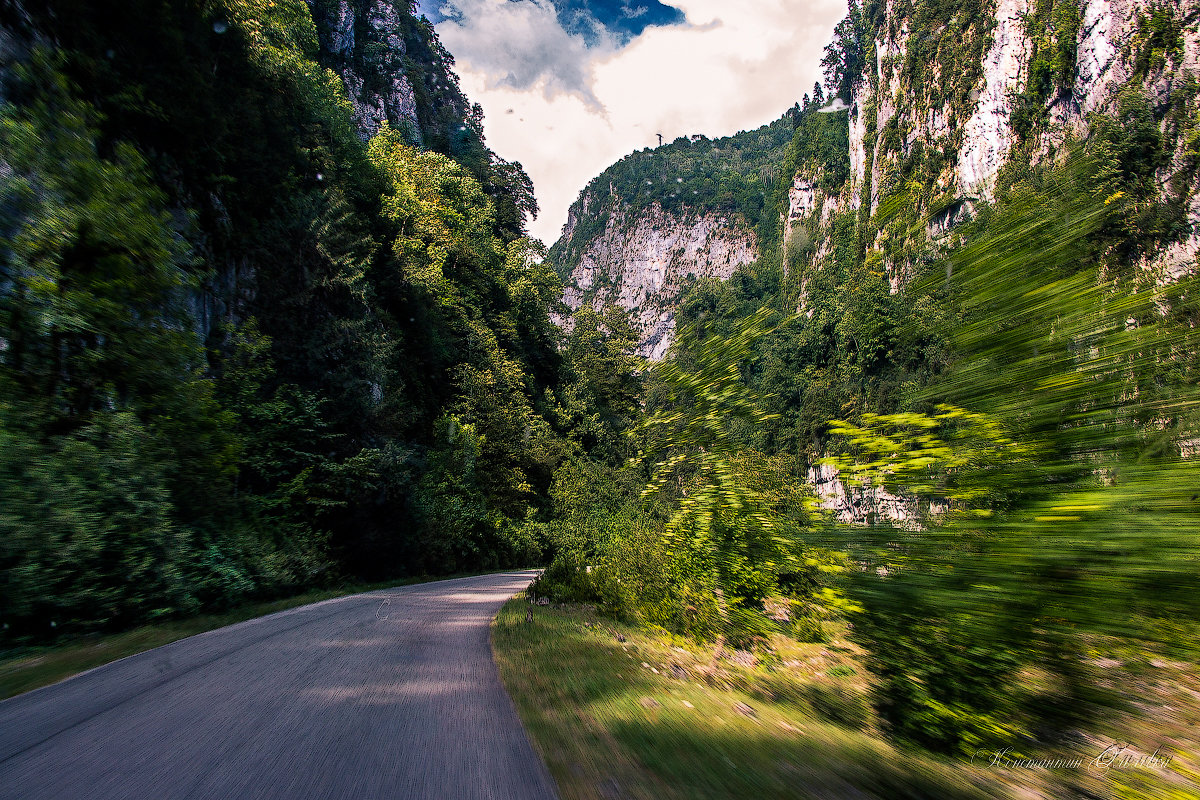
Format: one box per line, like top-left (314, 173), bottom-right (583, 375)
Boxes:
top-left (553, 0), bottom-right (1200, 357)
top-left (0, 0), bottom-right (563, 640)
top-left (548, 116), bottom-right (794, 357)
top-left (799, 0), bottom-right (1199, 288)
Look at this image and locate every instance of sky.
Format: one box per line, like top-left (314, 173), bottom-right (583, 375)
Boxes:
top-left (416, 0), bottom-right (848, 245)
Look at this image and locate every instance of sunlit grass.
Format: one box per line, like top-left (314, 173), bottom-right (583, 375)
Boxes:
top-left (495, 597), bottom-right (1200, 799)
top-left (492, 595), bottom-right (1001, 800)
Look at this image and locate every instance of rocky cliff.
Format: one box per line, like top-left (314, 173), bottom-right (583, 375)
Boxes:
top-left (792, 0), bottom-right (1199, 287)
top-left (309, 0), bottom-right (422, 142)
top-left (557, 202), bottom-right (758, 360)
top-left (549, 116), bottom-right (794, 358)
top-left (801, 0), bottom-right (1198, 522)
top-left (307, 0), bottom-right (487, 152)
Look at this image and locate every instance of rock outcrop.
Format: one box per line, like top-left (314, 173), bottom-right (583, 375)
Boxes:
top-left (807, 463), bottom-right (947, 527)
top-left (309, 0), bottom-right (421, 142)
top-left (558, 202), bottom-right (757, 360)
top-left (813, 0), bottom-right (1200, 281)
top-left (956, 0), bottom-right (1030, 200)
top-left (550, 117), bottom-right (793, 359)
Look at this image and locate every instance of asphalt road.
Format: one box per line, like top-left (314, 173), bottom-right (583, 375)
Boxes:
top-left (0, 571), bottom-right (558, 800)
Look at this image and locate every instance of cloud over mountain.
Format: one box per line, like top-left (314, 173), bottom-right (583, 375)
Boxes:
top-left (419, 0), bottom-right (846, 244)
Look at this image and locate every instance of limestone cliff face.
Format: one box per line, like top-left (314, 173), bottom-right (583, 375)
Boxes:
top-left (783, 0), bottom-right (1200, 523)
top-left (309, 0), bottom-right (422, 142)
top-left (550, 118), bottom-right (792, 359)
top-left (557, 202), bottom-right (757, 360)
top-left (955, 0), bottom-right (1029, 200)
top-left (790, 0), bottom-right (1200, 282)
top-left (807, 463), bottom-right (947, 527)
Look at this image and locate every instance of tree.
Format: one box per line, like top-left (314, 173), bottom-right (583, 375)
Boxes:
top-left (563, 304), bottom-right (643, 460)
top-left (821, 0), bottom-right (866, 102)
top-left (637, 308), bottom-right (806, 640)
top-left (824, 158), bottom-right (1200, 753)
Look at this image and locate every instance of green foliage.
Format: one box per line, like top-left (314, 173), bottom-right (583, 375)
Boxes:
top-left (895, 0), bottom-right (993, 125)
top-left (821, 0), bottom-right (867, 103)
top-left (412, 415), bottom-right (500, 572)
top-left (0, 0), bottom-right (564, 642)
top-left (822, 158), bottom-right (1200, 754)
top-left (533, 306), bottom-right (847, 641)
top-left (639, 311), bottom-right (785, 558)
top-left (632, 309), bottom-right (834, 642)
top-left (0, 408), bottom-right (186, 634)
top-left (0, 57), bottom-right (250, 635)
top-left (1130, 2), bottom-right (1188, 78)
top-left (1009, 0), bottom-right (1082, 140)
top-left (826, 404), bottom-right (1037, 515)
top-left (368, 121), bottom-right (566, 563)
top-left (549, 116), bottom-right (795, 279)
top-left (222, 0), bottom-right (359, 167)
top-left (559, 304), bottom-right (644, 461)
top-left (1089, 85), bottom-right (1200, 259)
top-left (854, 600), bottom-right (1027, 754)
top-left (0, 59), bottom-right (202, 429)
top-left (370, 122), bottom-right (500, 293)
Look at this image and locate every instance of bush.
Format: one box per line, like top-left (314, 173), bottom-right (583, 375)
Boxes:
top-left (725, 606), bottom-right (779, 650)
top-left (529, 549), bottom-right (602, 604)
top-left (854, 602), bottom-right (1025, 754)
top-left (0, 411), bottom-right (191, 638)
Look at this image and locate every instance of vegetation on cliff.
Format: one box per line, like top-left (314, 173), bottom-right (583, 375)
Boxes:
top-left (547, 114), bottom-right (796, 280)
top-left (0, 0), bottom-right (624, 641)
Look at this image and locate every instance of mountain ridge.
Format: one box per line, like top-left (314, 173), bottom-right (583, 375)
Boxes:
top-left (552, 0), bottom-right (1200, 357)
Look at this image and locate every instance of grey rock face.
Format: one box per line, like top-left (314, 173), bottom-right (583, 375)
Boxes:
top-left (806, 462), bottom-right (948, 528)
top-left (839, 0), bottom-right (1200, 273)
top-left (956, 0), bottom-right (1030, 201)
top-left (557, 203), bottom-right (758, 360)
top-left (310, 0), bottom-right (422, 142)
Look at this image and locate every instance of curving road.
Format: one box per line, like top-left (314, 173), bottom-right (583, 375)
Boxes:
top-left (0, 571), bottom-right (558, 800)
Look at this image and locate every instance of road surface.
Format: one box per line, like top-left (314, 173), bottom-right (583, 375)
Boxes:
top-left (0, 571), bottom-right (558, 800)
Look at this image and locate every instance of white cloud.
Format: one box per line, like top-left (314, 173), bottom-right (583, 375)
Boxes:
top-left (436, 0), bottom-right (613, 109)
top-left (437, 0), bottom-right (848, 244)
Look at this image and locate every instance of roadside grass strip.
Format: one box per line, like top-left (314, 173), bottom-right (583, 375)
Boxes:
top-left (492, 594), bottom-right (1001, 800)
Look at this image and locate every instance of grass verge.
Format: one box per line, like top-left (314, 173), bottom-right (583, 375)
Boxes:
top-left (0, 572), bottom-right (487, 700)
top-left (494, 597), bottom-right (1200, 799)
top-left (492, 594), bottom-right (1005, 800)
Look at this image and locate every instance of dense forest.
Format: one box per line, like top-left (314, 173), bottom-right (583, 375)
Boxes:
top-left (0, 0), bottom-right (628, 641)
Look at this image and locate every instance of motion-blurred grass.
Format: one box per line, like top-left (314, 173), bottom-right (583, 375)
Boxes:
top-left (492, 594), bottom-right (1001, 800)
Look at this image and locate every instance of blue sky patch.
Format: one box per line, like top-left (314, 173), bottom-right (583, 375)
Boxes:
top-left (418, 1), bottom-right (686, 46)
top-left (554, 1), bottom-right (686, 45)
